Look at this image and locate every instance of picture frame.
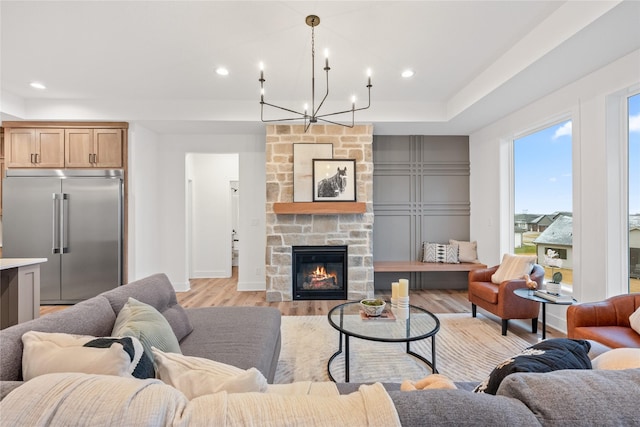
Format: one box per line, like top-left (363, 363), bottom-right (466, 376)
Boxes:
top-left (313, 159), bottom-right (356, 202)
top-left (293, 143), bottom-right (333, 202)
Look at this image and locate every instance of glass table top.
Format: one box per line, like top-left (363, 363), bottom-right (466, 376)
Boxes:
top-left (327, 301), bottom-right (440, 342)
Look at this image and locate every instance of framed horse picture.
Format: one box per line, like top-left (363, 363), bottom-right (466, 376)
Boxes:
top-left (293, 143), bottom-right (333, 202)
top-left (312, 159), bottom-right (356, 202)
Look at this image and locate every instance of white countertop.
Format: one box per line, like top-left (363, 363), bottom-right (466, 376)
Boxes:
top-left (0, 258), bottom-right (48, 270)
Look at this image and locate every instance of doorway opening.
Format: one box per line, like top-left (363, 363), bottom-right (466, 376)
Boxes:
top-left (186, 153), bottom-right (239, 279)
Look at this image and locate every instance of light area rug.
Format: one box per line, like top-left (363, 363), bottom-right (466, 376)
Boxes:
top-left (274, 313), bottom-right (531, 384)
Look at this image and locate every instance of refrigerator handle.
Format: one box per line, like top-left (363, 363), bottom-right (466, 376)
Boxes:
top-left (52, 194), bottom-right (62, 253)
top-left (61, 193), bottom-right (70, 254)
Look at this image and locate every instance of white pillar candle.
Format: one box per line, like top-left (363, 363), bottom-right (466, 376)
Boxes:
top-left (399, 279), bottom-right (409, 297)
top-left (391, 282), bottom-right (399, 299)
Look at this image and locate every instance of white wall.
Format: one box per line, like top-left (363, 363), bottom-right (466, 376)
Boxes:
top-left (470, 49), bottom-right (640, 332)
top-left (127, 123), bottom-right (161, 281)
top-left (128, 131), bottom-right (266, 291)
top-left (187, 153), bottom-right (239, 278)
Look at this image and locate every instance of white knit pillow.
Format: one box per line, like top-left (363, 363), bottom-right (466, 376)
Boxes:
top-left (592, 348), bottom-right (640, 370)
top-left (630, 306), bottom-right (640, 335)
top-left (152, 348), bottom-right (268, 399)
top-left (491, 254), bottom-right (536, 284)
top-left (21, 331), bottom-right (148, 381)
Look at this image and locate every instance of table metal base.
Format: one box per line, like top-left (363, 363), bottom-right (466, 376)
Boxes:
top-left (327, 331), bottom-right (438, 383)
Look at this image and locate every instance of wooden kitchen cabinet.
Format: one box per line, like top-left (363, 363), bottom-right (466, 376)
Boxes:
top-left (0, 157), bottom-right (4, 215)
top-left (4, 128), bottom-right (65, 168)
top-left (65, 128), bottom-right (122, 168)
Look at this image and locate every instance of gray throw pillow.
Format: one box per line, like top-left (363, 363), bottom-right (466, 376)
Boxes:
top-left (112, 297), bottom-right (182, 362)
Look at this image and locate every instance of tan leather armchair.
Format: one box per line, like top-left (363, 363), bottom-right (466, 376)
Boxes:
top-left (468, 264), bottom-right (544, 335)
top-left (567, 293), bottom-right (640, 348)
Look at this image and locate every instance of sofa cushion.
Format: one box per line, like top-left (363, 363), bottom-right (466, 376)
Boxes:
top-left (449, 239), bottom-right (479, 263)
top-left (491, 254), bottom-right (536, 285)
top-left (21, 331), bottom-right (153, 380)
top-left (387, 389), bottom-right (540, 426)
top-left (591, 348), bottom-right (640, 370)
top-left (152, 348), bottom-right (267, 399)
top-left (179, 306), bottom-right (281, 383)
top-left (497, 368), bottom-right (640, 425)
top-left (112, 297), bottom-right (182, 362)
top-left (474, 338), bottom-right (592, 394)
top-left (0, 296), bottom-right (117, 381)
top-left (100, 273), bottom-right (193, 342)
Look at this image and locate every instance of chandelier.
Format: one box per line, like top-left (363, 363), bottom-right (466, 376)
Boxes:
top-left (259, 15), bottom-right (372, 132)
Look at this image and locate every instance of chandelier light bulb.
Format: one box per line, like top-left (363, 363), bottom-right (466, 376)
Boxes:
top-left (324, 49), bottom-right (329, 68)
top-left (304, 103), bottom-right (308, 115)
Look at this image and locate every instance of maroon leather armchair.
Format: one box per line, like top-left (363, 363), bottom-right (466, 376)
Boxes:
top-left (567, 293), bottom-right (640, 348)
top-left (468, 264), bottom-right (544, 335)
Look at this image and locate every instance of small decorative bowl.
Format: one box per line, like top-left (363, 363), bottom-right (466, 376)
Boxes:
top-left (360, 298), bottom-right (386, 317)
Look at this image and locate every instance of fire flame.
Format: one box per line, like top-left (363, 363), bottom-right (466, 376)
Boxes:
top-left (310, 265), bottom-right (337, 281)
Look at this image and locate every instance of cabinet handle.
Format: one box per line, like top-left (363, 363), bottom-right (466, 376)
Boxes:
top-left (35, 153), bottom-right (40, 163)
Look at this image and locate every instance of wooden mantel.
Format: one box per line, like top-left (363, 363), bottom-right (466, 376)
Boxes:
top-left (273, 202), bottom-right (366, 215)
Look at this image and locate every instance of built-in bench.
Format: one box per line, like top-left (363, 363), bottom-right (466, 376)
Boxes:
top-left (373, 261), bottom-right (488, 291)
top-left (374, 261), bottom-right (487, 273)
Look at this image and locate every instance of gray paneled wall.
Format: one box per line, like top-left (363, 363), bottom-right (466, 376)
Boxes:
top-left (373, 135), bottom-right (471, 289)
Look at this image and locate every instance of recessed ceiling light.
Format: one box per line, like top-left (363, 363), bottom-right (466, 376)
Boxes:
top-left (216, 67), bottom-right (229, 76)
top-left (30, 81), bottom-right (46, 89)
top-left (401, 69), bottom-right (415, 78)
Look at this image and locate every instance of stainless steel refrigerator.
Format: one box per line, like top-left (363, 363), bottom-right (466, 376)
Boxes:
top-left (3, 169), bottom-right (123, 304)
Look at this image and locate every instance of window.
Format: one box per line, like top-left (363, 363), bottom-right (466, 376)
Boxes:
top-left (629, 93), bottom-right (639, 293)
top-left (513, 120), bottom-right (573, 288)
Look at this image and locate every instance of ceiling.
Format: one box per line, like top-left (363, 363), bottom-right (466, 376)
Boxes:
top-left (1, 1), bottom-right (639, 135)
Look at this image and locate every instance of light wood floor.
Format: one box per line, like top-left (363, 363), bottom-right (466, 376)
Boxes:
top-left (40, 267), bottom-right (564, 345)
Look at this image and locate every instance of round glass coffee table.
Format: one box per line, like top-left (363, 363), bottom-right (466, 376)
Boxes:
top-left (327, 301), bottom-right (440, 382)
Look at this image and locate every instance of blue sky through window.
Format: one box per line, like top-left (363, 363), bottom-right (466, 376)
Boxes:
top-left (514, 121), bottom-right (572, 215)
top-left (629, 93), bottom-right (639, 215)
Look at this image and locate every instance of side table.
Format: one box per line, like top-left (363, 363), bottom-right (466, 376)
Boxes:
top-left (513, 288), bottom-right (576, 340)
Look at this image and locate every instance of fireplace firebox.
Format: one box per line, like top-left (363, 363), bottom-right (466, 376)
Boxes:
top-left (292, 246), bottom-right (348, 300)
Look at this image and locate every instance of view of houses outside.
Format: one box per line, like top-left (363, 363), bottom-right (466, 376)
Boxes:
top-left (514, 120), bottom-right (573, 288)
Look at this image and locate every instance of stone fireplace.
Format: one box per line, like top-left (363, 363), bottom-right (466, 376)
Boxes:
top-left (265, 124), bottom-right (374, 302)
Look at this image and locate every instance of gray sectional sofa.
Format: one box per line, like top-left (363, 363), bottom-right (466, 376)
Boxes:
top-left (1, 273), bottom-right (639, 426)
